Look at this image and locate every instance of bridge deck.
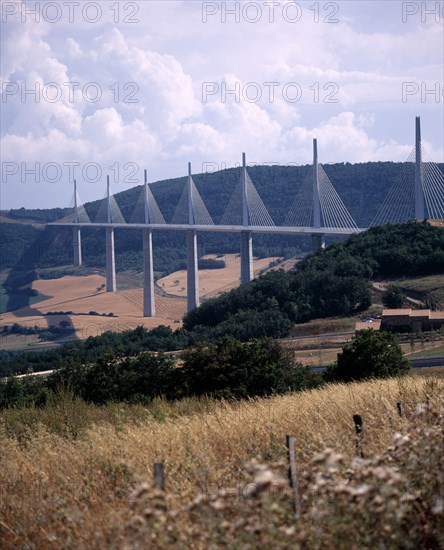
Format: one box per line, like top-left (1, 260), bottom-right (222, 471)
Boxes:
top-left (48, 223), bottom-right (366, 237)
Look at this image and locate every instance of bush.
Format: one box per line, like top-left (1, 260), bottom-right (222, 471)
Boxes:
top-left (179, 338), bottom-right (321, 399)
top-left (49, 352), bottom-right (176, 404)
top-left (382, 284), bottom-right (406, 308)
top-left (325, 329), bottom-right (410, 382)
top-left (198, 258), bottom-right (226, 269)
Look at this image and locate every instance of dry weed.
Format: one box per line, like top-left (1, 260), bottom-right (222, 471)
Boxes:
top-left (1, 376), bottom-right (443, 549)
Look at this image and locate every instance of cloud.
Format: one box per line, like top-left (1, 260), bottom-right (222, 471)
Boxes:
top-left (1, 0), bottom-right (442, 208)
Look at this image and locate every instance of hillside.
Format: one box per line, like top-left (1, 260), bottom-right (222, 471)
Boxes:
top-left (0, 254), bottom-right (278, 351)
top-left (183, 221), bottom-right (444, 338)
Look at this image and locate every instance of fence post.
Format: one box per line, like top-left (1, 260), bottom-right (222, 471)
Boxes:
top-left (153, 462), bottom-right (165, 491)
top-left (286, 435), bottom-right (301, 517)
top-left (353, 414), bottom-right (364, 458)
top-left (396, 402), bottom-right (404, 418)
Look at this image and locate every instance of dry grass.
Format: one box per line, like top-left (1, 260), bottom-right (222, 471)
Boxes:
top-left (157, 254), bottom-right (280, 298)
top-left (288, 316), bottom-right (359, 338)
top-left (1, 376), bottom-right (443, 549)
top-left (0, 275), bottom-right (183, 338)
top-left (1, 256), bottom-right (291, 347)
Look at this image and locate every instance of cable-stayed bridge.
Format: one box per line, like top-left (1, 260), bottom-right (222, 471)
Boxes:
top-left (49, 117), bottom-right (444, 316)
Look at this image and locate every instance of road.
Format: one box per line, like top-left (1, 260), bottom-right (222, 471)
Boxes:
top-left (409, 356), bottom-right (444, 369)
top-left (7, 355), bottom-right (444, 380)
top-left (311, 356), bottom-right (444, 373)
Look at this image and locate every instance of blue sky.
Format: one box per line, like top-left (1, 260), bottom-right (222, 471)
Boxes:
top-left (1, 0), bottom-right (443, 209)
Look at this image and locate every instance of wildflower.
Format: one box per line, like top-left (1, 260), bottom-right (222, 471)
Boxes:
top-left (392, 432), bottom-right (410, 447)
top-left (432, 499), bottom-right (443, 515)
top-left (312, 448), bottom-right (343, 470)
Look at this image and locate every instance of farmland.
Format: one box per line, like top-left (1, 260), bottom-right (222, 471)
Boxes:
top-left (0, 255), bottom-right (289, 350)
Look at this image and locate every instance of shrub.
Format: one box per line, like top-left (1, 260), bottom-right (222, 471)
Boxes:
top-left (179, 337), bottom-right (322, 399)
top-left (325, 329), bottom-right (410, 382)
top-left (382, 284), bottom-right (406, 308)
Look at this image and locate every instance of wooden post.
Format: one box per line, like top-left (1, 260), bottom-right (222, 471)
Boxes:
top-left (353, 414), bottom-right (364, 458)
top-left (396, 402), bottom-right (404, 418)
top-left (153, 462), bottom-right (165, 491)
top-left (286, 435), bottom-right (301, 517)
top-left (426, 395), bottom-right (431, 423)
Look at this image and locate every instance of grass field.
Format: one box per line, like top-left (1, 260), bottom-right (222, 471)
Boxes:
top-left (407, 345), bottom-right (444, 359)
top-left (281, 327), bottom-right (444, 366)
top-left (287, 311), bottom-right (382, 339)
top-left (1, 376), bottom-right (442, 548)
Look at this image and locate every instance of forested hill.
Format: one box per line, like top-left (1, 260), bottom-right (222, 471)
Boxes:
top-left (183, 221), bottom-right (444, 338)
top-left (1, 221), bottom-right (443, 376)
top-left (1, 161), bottom-right (443, 276)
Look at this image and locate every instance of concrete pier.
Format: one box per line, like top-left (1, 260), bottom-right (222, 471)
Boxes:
top-left (105, 175), bottom-right (116, 292)
top-left (143, 228), bottom-right (155, 317)
top-left (73, 179), bottom-right (82, 266)
top-left (240, 152), bottom-right (254, 283)
top-left (186, 163), bottom-right (200, 311)
top-left (73, 227), bottom-right (82, 266)
top-left (187, 229), bottom-right (199, 311)
top-left (311, 234), bottom-right (326, 253)
top-left (240, 230), bottom-right (253, 284)
top-left (106, 227), bottom-right (116, 292)
top-left (142, 171), bottom-right (156, 317)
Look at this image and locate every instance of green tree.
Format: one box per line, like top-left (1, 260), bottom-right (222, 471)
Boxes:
top-left (325, 329), bottom-right (409, 382)
top-left (0, 377), bottom-right (24, 407)
top-left (382, 285), bottom-right (405, 308)
top-left (179, 337), bottom-right (321, 399)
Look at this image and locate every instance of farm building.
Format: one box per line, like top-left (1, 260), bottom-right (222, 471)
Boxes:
top-left (356, 309), bottom-right (444, 333)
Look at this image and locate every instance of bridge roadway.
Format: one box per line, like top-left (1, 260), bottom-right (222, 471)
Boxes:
top-left (48, 222), bottom-right (365, 237)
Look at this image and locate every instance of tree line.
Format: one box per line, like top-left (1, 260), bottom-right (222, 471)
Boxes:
top-left (0, 330), bottom-right (410, 409)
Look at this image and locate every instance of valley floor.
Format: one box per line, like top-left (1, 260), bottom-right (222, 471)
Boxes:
top-left (0, 255), bottom-right (288, 350)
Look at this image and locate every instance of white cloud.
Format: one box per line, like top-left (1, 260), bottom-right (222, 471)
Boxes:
top-left (1, 0), bottom-right (443, 208)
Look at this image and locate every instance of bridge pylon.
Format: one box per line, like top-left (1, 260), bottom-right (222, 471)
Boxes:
top-left (311, 139), bottom-right (326, 253)
top-left (415, 116), bottom-right (425, 220)
top-left (142, 170), bottom-right (155, 317)
top-left (105, 176), bottom-right (117, 292)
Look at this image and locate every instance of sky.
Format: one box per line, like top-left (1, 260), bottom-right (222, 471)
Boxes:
top-left (1, 0), bottom-right (443, 209)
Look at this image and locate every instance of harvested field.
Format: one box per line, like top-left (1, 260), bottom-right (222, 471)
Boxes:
top-left (157, 254), bottom-right (280, 298)
top-left (0, 275), bottom-right (185, 344)
top-left (0, 255), bottom-right (292, 346)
